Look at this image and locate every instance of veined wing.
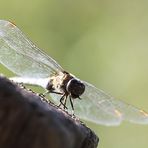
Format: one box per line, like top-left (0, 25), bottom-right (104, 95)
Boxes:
top-left (76, 81), bottom-right (148, 126)
top-left (0, 20), bottom-right (63, 78)
top-left (50, 80), bottom-right (148, 126)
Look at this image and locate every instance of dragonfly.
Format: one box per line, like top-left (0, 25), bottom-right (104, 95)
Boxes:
top-left (0, 20), bottom-right (148, 126)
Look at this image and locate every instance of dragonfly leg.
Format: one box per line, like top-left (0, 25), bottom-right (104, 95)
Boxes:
top-left (50, 91), bottom-right (68, 109)
top-left (69, 96), bottom-right (74, 112)
top-left (78, 96), bottom-right (82, 100)
top-left (50, 91), bottom-right (63, 95)
top-left (40, 90), bottom-right (63, 97)
top-left (63, 96), bottom-right (68, 109)
top-left (58, 94), bottom-right (68, 109)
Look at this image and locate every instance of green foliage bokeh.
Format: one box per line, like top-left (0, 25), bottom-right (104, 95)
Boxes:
top-left (0, 0), bottom-right (148, 147)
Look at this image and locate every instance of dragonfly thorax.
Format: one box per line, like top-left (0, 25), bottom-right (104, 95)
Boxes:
top-left (46, 71), bottom-right (85, 99)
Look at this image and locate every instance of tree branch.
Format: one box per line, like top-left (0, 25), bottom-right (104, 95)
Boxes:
top-left (0, 76), bottom-right (99, 148)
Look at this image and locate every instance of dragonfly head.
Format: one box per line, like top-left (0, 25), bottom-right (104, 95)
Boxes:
top-left (66, 78), bottom-right (85, 99)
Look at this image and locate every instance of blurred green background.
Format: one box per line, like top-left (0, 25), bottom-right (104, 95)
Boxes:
top-left (1, 0), bottom-right (148, 147)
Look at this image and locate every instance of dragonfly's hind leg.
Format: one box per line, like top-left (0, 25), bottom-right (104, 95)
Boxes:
top-left (69, 96), bottom-right (74, 115)
top-left (40, 90), bottom-right (63, 97)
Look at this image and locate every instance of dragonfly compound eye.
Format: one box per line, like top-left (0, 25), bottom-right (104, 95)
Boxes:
top-left (66, 78), bottom-right (85, 98)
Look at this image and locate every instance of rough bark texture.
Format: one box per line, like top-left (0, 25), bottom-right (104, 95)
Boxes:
top-left (0, 76), bottom-right (99, 148)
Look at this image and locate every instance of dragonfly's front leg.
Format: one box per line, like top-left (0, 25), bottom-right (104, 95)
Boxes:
top-left (39, 90), bottom-right (63, 98)
top-left (39, 91), bottom-right (68, 109)
top-left (58, 93), bottom-right (68, 110)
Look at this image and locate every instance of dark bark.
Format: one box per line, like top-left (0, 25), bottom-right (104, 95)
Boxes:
top-left (0, 76), bottom-right (99, 148)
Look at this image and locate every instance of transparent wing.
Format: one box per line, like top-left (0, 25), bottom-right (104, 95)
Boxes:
top-left (50, 81), bottom-right (148, 126)
top-left (0, 20), bottom-right (63, 78)
top-left (77, 81), bottom-right (148, 125)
